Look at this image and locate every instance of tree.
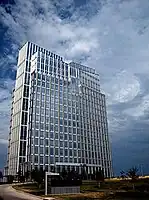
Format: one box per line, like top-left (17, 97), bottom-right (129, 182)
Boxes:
top-left (120, 170), bottom-right (126, 179)
top-left (31, 169), bottom-right (35, 181)
top-left (96, 168), bottom-right (104, 188)
top-left (31, 168), bottom-right (45, 188)
top-left (17, 168), bottom-right (22, 182)
top-left (61, 167), bottom-right (68, 180)
top-left (81, 165), bottom-right (87, 180)
top-left (7, 175), bottom-right (14, 184)
top-left (127, 167), bottom-right (139, 190)
top-left (24, 170), bottom-right (30, 181)
top-left (68, 169), bottom-right (79, 180)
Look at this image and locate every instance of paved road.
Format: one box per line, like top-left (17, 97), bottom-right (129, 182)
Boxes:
top-left (0, 184), bottom-right (42, 200)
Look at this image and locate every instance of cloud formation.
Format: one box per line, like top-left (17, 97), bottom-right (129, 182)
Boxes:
top-left (1, 0), bottom-right (149, 174)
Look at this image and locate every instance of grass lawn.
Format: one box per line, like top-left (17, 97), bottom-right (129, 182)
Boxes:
top-left (13, 178), bottom-right (149, 200)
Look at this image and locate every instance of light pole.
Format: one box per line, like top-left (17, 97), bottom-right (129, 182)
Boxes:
top-left (140, 164), bottom-right (143, 177)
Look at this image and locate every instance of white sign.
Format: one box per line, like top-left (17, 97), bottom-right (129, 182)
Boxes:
top-left (45, 172), bottom-right (59, 195)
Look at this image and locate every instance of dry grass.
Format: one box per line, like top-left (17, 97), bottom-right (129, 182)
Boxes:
top-left (13, 184), bottom-right (108, 200)
top-left (13, 183), bottom-right (37, 192)
top-left (46, 192), bottom-right (106, 200)
top-left (13, 184), bottom-right (44, 196)
top-left (13, 178), bottom-right (149, 200)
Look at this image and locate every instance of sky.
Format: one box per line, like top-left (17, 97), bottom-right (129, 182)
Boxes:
top-left (0, 0), bottom-right (149, 175)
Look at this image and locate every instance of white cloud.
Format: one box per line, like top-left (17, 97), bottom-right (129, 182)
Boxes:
top-left (0, 89), bottom-right (10, 101)
top-left (0, 83), bottom-right (12, 144)
top-left (0, 139), bottom-right (8, 145)
top-left (0, 96), bottom-right (11, 143)
top-left (103, 70), bottom-right (141, 104)
top-left (1, 0), bottom-right (149, 142)
top-left (124, 94), bottom-right (149, 118)
top-left (108, 111), bottom-right (128, 134)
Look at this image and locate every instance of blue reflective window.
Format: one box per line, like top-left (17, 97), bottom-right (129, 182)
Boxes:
top-left (60, 149), bottom-right (63, 155)
top-left (50, 132), bottom-right (53, 138)
top-left (64, 134), bottom-right (67, 140)
top-left (65, 149), bottom-right (68, 156)
top-left (50, 148), bottom-right (54, 155)
top-left (73, 142), bottom-right (77, 148)
top-left (60, 126), bottom-right (63, 132)
top-left (45, 156), bottom-right (48, 164)
top-left (69, 149), bottom-right (72, 156)
top-left (50, 156), bottom-right (54, 164)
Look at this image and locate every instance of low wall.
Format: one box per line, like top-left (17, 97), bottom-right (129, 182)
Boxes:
top-left (51, 186), bottom-right (80, 194)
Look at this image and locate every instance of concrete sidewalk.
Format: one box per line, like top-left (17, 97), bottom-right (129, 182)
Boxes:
top-left (0, 184), bottom-right (54, 200)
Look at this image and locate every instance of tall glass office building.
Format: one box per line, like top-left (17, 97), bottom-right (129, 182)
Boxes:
top-left (6, 42), bottom-right (113, 178)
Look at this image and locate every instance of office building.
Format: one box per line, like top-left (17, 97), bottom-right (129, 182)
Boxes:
top-left (5, 42), bottom-right (113, 178)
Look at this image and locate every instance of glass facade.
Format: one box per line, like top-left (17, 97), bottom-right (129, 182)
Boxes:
top-left (6, 42), bottom-right (113, 178)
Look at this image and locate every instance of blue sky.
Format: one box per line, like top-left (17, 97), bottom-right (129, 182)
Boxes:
top-left (1, 0), bottom-right (149, 175)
